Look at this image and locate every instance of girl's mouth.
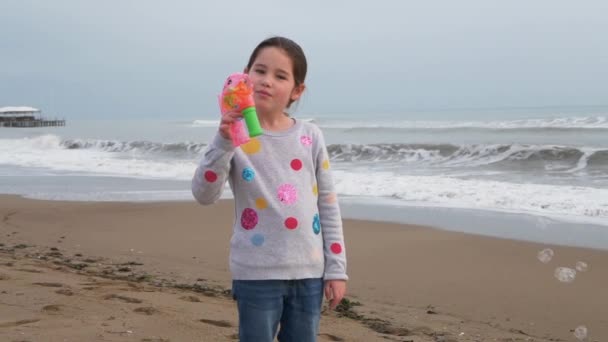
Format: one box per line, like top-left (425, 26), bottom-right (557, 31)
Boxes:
top-left (256, 90), bottom-right (272, 98)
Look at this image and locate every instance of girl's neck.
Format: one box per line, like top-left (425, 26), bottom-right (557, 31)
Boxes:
top-left (258, 112), bottom-right (294, 132)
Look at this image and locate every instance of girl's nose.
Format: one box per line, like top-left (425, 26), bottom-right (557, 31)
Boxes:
top-left (261, 77), bottom-right (270, 87)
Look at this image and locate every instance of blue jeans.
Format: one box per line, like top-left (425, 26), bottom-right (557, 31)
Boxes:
top-left (232, 278), bottom-right (324, 342)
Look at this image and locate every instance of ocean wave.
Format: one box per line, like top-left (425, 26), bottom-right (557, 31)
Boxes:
top-left (328, 143), bottom-right (608, 170)
top-left (3, 135), bottom-right (607, 173)
top-left (61, 138), bottom-right (207, 156)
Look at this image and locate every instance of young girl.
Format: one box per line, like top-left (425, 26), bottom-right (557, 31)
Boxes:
top-left (192, 36), bottom-right (347, 342)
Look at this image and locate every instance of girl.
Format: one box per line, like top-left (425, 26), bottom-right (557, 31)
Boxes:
top-left (192, 36), bottom-right (347, 342)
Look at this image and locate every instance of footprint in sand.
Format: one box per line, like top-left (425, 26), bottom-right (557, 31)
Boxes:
top-left (104, 294), bottom-right (143, 304)
top-left (55, 288), bottom-right (74, 296)
top-left (133, 307), bottom-right (159, 315)
top-left (17, 268), bottom-right (43, 273)
top-left (179, 295), bottom-right (201, 303)
top-left (0, 273), bottom-right (9, 280)
top-left (42, 304), bottom-right (62, 313)
top-left (32, 282), bottom-right (63, 287)
top-left (199, 318), bottom-right (234, 328)
top-left (318, 333), bottom-right (345, 341)
top-left (0, 318), bottom-right (41, 328)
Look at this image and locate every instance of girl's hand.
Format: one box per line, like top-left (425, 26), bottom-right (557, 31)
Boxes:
top-left (219, 110), bottom-right (243, 140)
top-left (324, 280), bottom-right (347, 310)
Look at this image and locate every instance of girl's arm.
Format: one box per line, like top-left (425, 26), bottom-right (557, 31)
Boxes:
top-left (191, 133), bottom-right (235, 205)
top-left (314, 128), bottom-right (348, 281)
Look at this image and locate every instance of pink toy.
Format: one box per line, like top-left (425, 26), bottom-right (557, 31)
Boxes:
top-left (219, 73), bottom-right (263, 147)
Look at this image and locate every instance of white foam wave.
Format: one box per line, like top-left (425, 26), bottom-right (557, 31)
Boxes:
top-left (0, 135), bottom-right (196, 180)
top-left (332, 170), bottom-right (608, 225)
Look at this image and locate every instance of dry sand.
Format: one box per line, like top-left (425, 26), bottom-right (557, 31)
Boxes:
top-left (1, 194), bottom-right (606, 341)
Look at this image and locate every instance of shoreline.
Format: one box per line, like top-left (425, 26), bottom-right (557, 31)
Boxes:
top-left (1, 194), bottom-right (607, 341)
top-left (7, 186), bottom-right (608, 250)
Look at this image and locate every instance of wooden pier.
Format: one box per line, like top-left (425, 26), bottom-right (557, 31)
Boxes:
top-left (0, 119), bottom-right (66, 128)
top-left (0, 106), bottom-right (66, 128)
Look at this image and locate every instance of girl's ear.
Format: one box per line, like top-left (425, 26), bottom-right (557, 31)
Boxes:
top-left (243, 67), bottom-right (249, 74)
top-left (290, 83), bottom-right (306, 102)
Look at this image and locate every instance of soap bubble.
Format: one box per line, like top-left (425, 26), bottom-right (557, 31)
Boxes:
top-left (573, 325), bottom-right (587, 340)
top-left (575, 261), bottom-right (588, 272)
top-left (536, 217), bottom-right (552, 229)
top-left (537, 248), bottom-right (554, 263)
top-left (554, 267), bottom-right (576, 283)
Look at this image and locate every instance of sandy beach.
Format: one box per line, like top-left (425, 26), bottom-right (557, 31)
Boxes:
top-left (1, 194), bottom-right (606, 341)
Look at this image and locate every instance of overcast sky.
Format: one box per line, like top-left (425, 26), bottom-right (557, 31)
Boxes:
top-left (1, 0), bottom-right (606, 119)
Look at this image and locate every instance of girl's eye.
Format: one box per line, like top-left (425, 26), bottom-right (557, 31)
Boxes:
top-left (277, 75), bottom-right (287, 80)
top-left (255, 69), bottom-right (265, 74)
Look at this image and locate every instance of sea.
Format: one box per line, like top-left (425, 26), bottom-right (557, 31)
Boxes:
top-left (2, 106), bottom-right (608, 249)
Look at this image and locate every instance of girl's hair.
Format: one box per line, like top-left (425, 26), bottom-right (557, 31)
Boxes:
top-left (246, 36), bottom-right (307, 108)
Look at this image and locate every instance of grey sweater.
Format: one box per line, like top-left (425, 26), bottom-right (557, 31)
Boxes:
top-left (192, 119), bottom-right (347, 281)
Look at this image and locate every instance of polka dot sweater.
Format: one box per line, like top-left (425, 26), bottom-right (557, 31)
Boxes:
top-left (192, 119), bottom-right (348, 281)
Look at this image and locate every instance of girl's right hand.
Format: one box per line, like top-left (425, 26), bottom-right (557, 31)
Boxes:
top-left (219, 110), bottom-right (243, 140)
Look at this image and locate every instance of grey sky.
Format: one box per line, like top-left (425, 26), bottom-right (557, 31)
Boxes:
top-left (1, 0), bottom-right (606, 119)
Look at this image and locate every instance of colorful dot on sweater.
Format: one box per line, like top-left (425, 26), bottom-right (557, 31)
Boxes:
top-left (326, 193), bottom-right (337, 204)
top-left (242, 167), bottom-right (255, 182)
top-left (241, 208), bottom-right (258, 230)
top-left (300, 135), bottom-right (312, 146)
top-left (277, 184), bottom-right (297, 205)
top-left (330, 243), bottom-right (342, 254)
top-left (291, 159), bottom-right (302, 171)
top-left (312, 184), bottom-right (318, 196)
top-left (240, 138), bottom-right (262, 154)
top-left (312, 214), bottom-right (321, 235)
top-left (285, 217), bottom-right (298, 230)
top-left (204, 170), bottom-right (218, 183)
top-left (255, 198), bottom-right (268, 210)
top-left (322, 159), bottom-right (330, 170)
top-left (251, 234), bottom-right (265, 246)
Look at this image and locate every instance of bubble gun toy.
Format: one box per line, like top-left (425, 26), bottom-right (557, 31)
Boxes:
top-left (219, 73), bottom-right (263, 146)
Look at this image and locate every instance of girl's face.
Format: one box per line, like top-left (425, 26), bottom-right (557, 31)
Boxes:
top-left (246, 47), bottom-right (305, 116)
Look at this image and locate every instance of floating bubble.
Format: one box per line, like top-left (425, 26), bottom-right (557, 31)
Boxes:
top-left (573, 325), bottom-right (587, 340)
top-left (575, 261), bottom-right (588, 272)
top-left (537, 248), bottom-right (554, 263)
top-left (536, 217), bottom-right (552, 229)
top-left (554, 267), bottom-right (576, 283)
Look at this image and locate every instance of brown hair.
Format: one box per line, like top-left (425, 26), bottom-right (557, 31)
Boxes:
top-left (246, 36), bottom-right (307, 108)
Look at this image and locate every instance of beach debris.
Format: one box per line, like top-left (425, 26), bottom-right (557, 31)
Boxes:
top-left (554, 267), bottom-right (576, 283)
top-left (537, 248), bottom-right (554, 263)
top-left (575, 261), bottom-right (589, 272)
top-left (573, 325), bottom-right (588, 340)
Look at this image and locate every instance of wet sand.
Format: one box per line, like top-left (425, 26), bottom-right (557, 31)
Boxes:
top-left (1, 195), bottom-right (606, 341)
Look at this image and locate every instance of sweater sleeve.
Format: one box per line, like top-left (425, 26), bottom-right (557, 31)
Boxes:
top-left (314, 128), bottom-right (348, 281)
top-left (192, 133), bottom-right (235, 205)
